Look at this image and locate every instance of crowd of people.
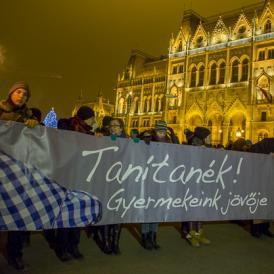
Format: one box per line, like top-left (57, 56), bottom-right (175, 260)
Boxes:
top-left (0, 81), bottom-right (273, 271)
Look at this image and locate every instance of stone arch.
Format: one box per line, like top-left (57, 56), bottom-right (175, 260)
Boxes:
top-left (186, 114), bottom-right (204, 132)
top-left (257, 129), bottom-right (269, 142)
top-left (206, 111), bottom-right (223, 145)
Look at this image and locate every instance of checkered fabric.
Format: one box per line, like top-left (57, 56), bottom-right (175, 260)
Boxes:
top-left (0, 151), bottom-right (102, 231)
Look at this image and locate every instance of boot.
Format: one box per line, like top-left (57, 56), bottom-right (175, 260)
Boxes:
top-left (198, 229), bottom-right (210, 245)
top-left (186, 230), bottom-right (199, 247)
top-left (112, 225), bottom-right (121, 254)
top-left (102, 226), bottom-right (112, 254)
top-left (250, 224), bottom-right (261, 238)
top-left (260, 223), bottom-right (274, 237)
top-left (67, 245), bottom-right (83, 260)
top-left (7, 256), bottom-right (25, 271)
top-left (150, 232), bottom-right (160, 249)
top-left (54, 248), bottom-right (72, 262)
top-left (141, 233), bottom-right (153, 250)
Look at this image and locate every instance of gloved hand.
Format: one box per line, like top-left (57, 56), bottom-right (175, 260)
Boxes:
top-left (111, 134), bottom-right (117, 141)
top-left (133, 138), bottom-right (140, 143)
top-left (25, 119), bottom-right (39, 128)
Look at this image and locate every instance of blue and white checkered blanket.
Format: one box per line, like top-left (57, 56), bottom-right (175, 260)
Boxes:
top-left (0, 151), bottom-right (102, 230)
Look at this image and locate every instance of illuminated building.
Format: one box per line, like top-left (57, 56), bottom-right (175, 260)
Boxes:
top-left (115, 1), bottom-right (274, 144)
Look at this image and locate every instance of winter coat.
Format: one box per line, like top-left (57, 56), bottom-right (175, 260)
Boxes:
top-left (0, 100), bottom-right (34, 123)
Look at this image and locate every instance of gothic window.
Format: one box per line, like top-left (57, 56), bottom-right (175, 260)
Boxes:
top-left (264, 20), bottom-right (272, 33)
top-left (196, 36), bottom-right (204, 48)
top-left (258, 50), bottom-right (265, 61)
top-left (179, 64), bottom-right (184, 73)
top-left (190, 67), bottom-right (197, 87)
top-left (231, 60), bottom-right (239, 83)
top-left (198, 66), bottom-right (205, 87)
top-left (143, 97), bottom-right (147, 113)
top-left (172, 66), bottom-right (178, 75)
top-left (241, 59), bottom-right (249, 81)
top-left (134, 98), bottom-right (139, 113)
top-left (268, 49), bottom-right (274, 59)
top-left (261, 112), bottom-right (267, 121)
top-left (219, 62), bottom-right (226, 84)
top-left (178, 42), bottom-right (183, 52)
top-left (147, 97), bottom-right (152, 112)
top-left (238, 25), bottom-right (246, 39)
top-left (127, 95), bottom-right (132, 113)
top-left (160, 97), bottom-right (165, 111)
top-left (210, 64), bottom-right (217, 85)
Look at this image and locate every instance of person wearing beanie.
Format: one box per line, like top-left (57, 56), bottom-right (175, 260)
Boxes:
top-left (154, 120), bottom-right (170, 143)
top-left (67, 106), bottom-right (95, 134)
top-left (0, 81), bottom-right (38, 128)
top-left (0, 82), bottom-right (38, 271)
top-left (76, 105), bottom-right (95, 121)
top-left (181, 126), bottom-right (211, 248)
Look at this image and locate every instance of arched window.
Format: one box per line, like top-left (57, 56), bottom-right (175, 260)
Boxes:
top-left (147, 97), bottom-right (152, 112)
top-left (127, 95), bottom-right (132, 113)
top-left (241, 59), bottom-right (249, 81)
top-left (134, 98), bottom-right (139, 113)
top-left (264, 20), bottom-right (272, 33)
top-left (143, 97), bottom-right (147, 113)
top-left (190, 67), bottom-right (197, 87)
top-left (219, 62), bottom-right (226, 84)
top-left (198, 66), bottom-right (205, 87)
top-left (210, 64), bottom-right (217, 85)
top-left (231, 60), bottom-right (239, 83)
top-left (160, 97), bottom-right (165, 111)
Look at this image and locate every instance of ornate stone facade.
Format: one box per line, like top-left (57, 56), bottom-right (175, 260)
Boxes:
top-left (115, 1), bottom-right (274, 145)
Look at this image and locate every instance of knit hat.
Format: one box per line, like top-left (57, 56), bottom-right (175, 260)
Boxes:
top-left (155, 120), bottom-right (167, 131)
top-left (76, 106), bottom-right (95, 120)
top-left (184, 129), bottom-right (194, 141)
top-left (194, 127), bottom-right (211, 140)
top-left (8, 81), bottom-right (31, 101)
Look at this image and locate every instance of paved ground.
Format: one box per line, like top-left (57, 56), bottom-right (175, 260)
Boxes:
top-left (1, 222), bottom-right (274, 274)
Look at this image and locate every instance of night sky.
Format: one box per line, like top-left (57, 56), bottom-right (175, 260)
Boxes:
top-left (0, 0), bottom-right (260, 118)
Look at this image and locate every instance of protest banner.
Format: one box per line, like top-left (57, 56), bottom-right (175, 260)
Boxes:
top-left (0, 121), bottom-right (273, 230)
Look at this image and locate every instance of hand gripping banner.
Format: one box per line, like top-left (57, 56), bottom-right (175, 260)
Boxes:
top-left (0, 121), bottom-right (273, 230)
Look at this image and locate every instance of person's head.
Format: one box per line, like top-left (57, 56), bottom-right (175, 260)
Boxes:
top-left (193, 127), bottom-right (211, 146)
top-left (102, 116), bottom-right (112, 128)
top-left (8, 82), bottom-right (31, 107)
top-left (155, 120), bottom-right (167, 139)
top-left (184, 128), bottom-right (194, 144)
top-left (109, 118), bottom-right (124, 136)
top-left (142, 130), bottom-right (152, 144)
top-left (76, 106), bottom-right (95, 125)
top-left (232, 138), bottom-right (250, 152)
top-left (131, 129), bottom-right (139, 139)
top-left (95, 127), bottom-right (104, 137)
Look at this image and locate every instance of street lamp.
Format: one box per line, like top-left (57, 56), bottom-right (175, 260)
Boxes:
top-left (236, 128), bottom-right (242, 137)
